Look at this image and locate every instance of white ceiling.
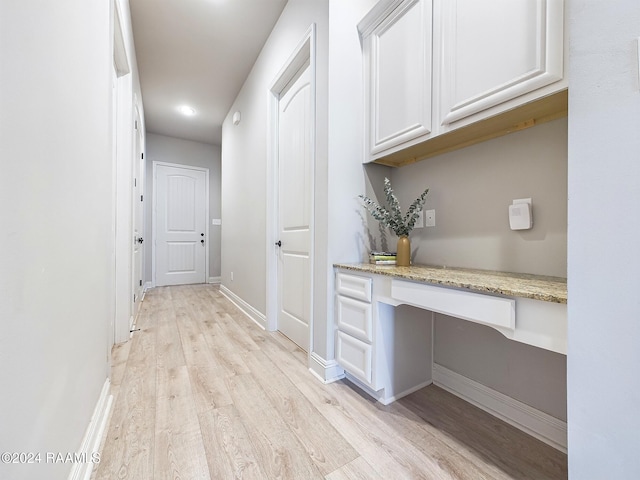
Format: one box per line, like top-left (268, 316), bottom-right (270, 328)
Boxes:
top-left (130, 0), bottom-right (288, 145)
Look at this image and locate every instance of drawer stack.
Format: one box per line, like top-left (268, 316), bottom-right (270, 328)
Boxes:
top-left (335, 272), bottom-right (375, 387)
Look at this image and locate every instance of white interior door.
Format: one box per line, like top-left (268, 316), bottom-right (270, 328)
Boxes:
top-left (276, 62), bottom-right (312, 351)
top-left (155, 164), bottom-right (207, 286)
top-left (132, 113), bottom-right (144, 317)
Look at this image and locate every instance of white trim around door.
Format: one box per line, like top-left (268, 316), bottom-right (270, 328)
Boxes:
top-left (266, 24), bottom-right (317, 354)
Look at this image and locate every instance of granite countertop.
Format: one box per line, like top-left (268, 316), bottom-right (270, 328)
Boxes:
top-left (334, 263), bottom-right (567, 304)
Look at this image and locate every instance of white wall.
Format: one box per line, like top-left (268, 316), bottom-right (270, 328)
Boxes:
top-left (221, 0), bottom-right (329, 326)
top-left (0, 1), bottom-right (136, 479)
top-left (567, 1), bottom-right (640, 477)
top-left (324, 0), bottom-right (379, 361)
top-left (145, 133), bottom-right (222, 282)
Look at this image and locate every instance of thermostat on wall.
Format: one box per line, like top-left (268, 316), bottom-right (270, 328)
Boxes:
top-left (509, 198), bottom-right (533, 230)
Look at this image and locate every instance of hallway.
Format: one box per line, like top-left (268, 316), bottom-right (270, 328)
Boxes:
top-left (92, 285), bottom-right (566, 479)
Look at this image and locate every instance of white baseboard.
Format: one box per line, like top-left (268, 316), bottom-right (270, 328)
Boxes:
top-left (208, 276), bottom-right (221, 284)
top-left (67, 379), bottom-right (113, 480)
top-left (433, 363), bottom-right (567, 452)
top-left (219, 285), bottom-right (266, 329)
top-left (309, 352), bottom-right (345, 384)
top-left (143, 281), bottom-right (153, 292)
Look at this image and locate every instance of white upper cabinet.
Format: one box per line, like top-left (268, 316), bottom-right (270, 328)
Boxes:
top-left (359, 0), bottom-right (433, 157)
top-left (438, 0), bottom-right (565, 127)
top-left (359, 0), bottom-right (566, 166)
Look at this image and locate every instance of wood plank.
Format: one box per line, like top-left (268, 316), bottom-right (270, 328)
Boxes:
top-left (197, 405), bottom-right (266, 480)
top-left (110, 340), bottom-right (131, 388)
top-left (226, 374), bottom-right (324, 480)
top-left (217, 312), bottom-right (261, 352)
top-left (188, 364), bottom-right (233, 414)
top-left (329, 380), bottom-right (499, 480)
top-left (257, 332), bottom-right (312, 386)
top-left (156, 316), bottom-right (186, 369)
top-left (243, 350), bottom-right (358, 475)
top-left (93, 326), bottom-right (157, 480)
top-left (296, 379), bottom-right (442, 480)
top-left (201, 322), bottom-right (251, 377)
top-left (172, 296), bottom-right (225, 371)
top-left (401, 386), bottom-right (568, 480)
top-left (324, 456), bottom-right (384, 480)
top-left (141, 286), bottom-right (173, 328)
top-left (154, 365), bottom-right (211, 480)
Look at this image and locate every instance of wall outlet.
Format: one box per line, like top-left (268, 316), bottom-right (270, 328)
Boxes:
top-left (425, 209), bottom-right (436, 227)
top-left (212, 218), bottom-right (222, 226)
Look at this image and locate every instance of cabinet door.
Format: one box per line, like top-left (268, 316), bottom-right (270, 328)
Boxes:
top-left (363, 0), bottom-right (433, 157)
top-left (439, 0), bottom-right (564, 126)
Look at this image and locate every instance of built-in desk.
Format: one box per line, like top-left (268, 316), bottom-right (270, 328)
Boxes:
top-left (333, 263), bottom-right (567, 406)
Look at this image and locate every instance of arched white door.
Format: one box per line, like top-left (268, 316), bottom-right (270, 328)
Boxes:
top-left (275, 62), bottom-right (312, 351)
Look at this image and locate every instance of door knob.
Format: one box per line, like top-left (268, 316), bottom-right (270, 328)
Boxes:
top-left (201, 239), bottom-right (205, 245)
top-left (275, 240), bottom-right (282, 247)
top-left (137, 237), bottom-right (144, 244)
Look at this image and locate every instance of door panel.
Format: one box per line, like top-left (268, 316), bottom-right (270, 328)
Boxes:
top-left (156, 165), bottom-right (207, 286)
top-left (277, 63), bottom-right (312, 351)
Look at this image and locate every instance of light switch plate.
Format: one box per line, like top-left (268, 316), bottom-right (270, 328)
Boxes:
top-left (212, 218), bottom-right (222, 226)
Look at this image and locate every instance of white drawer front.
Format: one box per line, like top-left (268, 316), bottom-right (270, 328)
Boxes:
top-left (337, 296), bottom-right (373, 342)
top-left (336, 331), bottom-right (372, 385)
top-left (392, 279), bottom-right (515, 330)
top-left (336, 272), bottom-right (372, 303)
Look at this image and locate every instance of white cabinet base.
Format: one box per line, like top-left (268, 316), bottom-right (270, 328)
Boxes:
top-left (373, 303), bottom-right (433, 404)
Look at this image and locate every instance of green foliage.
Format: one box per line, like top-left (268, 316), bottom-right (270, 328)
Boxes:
top-left (359, 178), bottom-right (429, 237)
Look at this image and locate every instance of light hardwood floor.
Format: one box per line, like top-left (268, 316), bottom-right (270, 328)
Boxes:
top-left (92, 284), bottom-right (567, 480)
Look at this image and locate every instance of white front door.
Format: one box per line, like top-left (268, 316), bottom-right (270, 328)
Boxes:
top-left (155, 164), bottom-right (207, 286)
top-left (276, 62), bottom-right (312, 351)
top-left (132, 113), bottom-right (144, 317)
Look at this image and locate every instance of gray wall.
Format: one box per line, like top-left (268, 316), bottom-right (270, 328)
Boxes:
top-left (567, 0), bottom-right (640, 477)
top-left (145, 133), bottom-right (222, 283)
top-left (388, 118), bottom-right (568, 278)
top-left (361, 118), bottom-right (568, 420)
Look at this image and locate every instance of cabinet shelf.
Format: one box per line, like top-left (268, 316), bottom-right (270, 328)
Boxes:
top-left (373, 89), bottom-right (567, 168)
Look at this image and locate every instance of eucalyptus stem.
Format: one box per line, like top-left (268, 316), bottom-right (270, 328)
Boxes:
top-left (359, 178), bottom-right (429, 238)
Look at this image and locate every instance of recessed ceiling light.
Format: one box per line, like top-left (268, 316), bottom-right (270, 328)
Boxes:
top-left (178, 105), bottom-right (196, 116)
